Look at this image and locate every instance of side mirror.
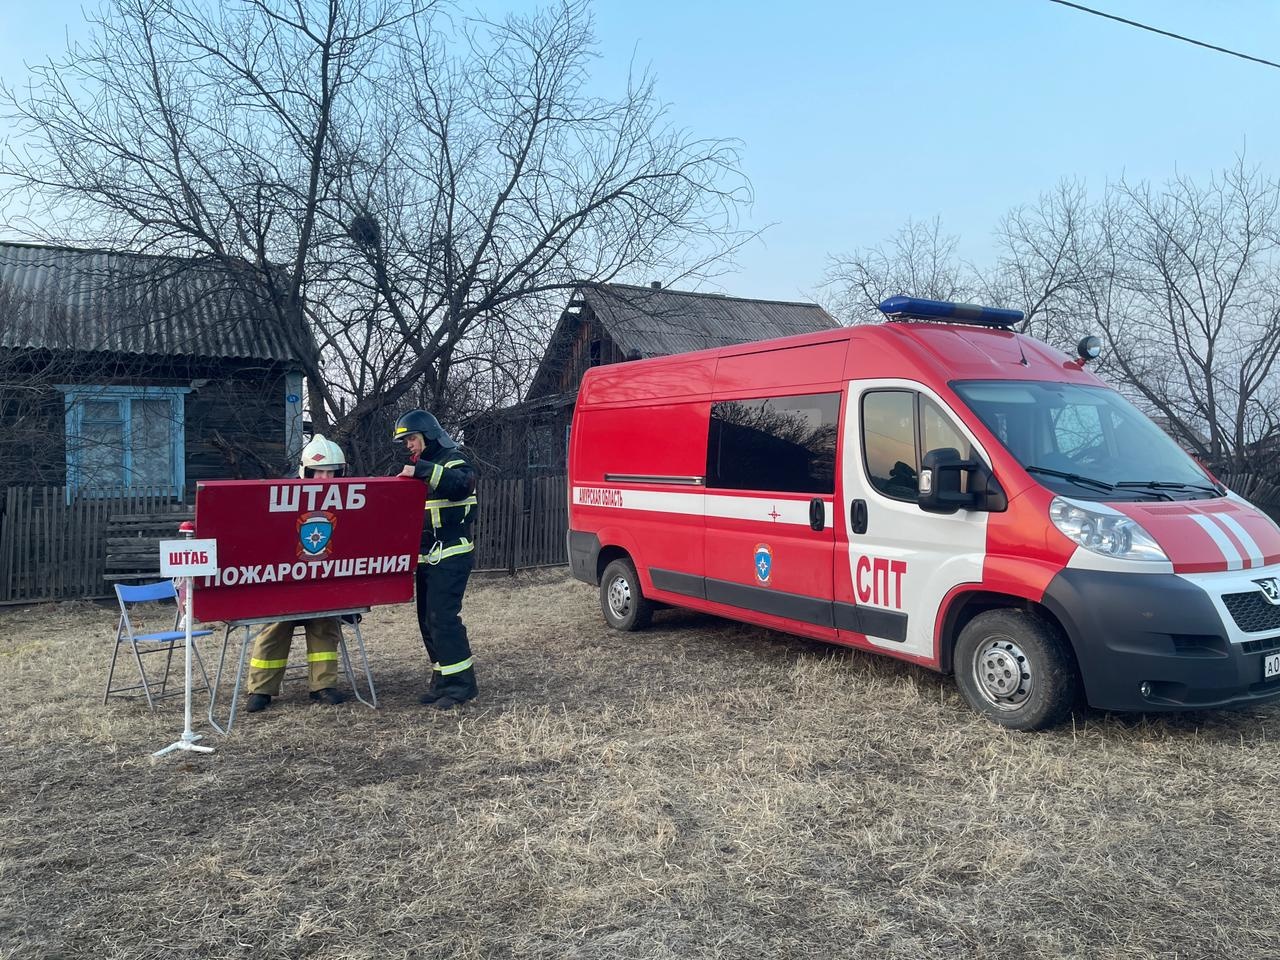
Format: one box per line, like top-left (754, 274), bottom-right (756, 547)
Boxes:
top-left (918, 447), bottom-right (1007, 514)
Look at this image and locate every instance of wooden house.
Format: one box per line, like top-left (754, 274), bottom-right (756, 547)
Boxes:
top-left (0, 241), bottom-right (314, 602)
top-left (0, 241), bottom-right (310, 494)
top-left (468, 282), bottom-right (840, 477)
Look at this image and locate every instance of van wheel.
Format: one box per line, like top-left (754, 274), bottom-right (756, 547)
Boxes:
top-left (954, 609), bottom-right (1079, 731)
top-left (600, 558), bottom-right (653, 631)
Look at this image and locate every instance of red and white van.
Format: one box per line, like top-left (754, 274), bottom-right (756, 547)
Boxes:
top-left (566, 296), bottom-right (1280, 729)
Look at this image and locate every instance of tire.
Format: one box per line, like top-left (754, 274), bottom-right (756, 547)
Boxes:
top-left (953, 609), bottom-right (1079, 731)
top-left (599, 558), bottom-right (653, 632)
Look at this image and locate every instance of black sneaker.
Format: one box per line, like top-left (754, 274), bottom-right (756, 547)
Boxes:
top-left (246, 693), bottom-right (272, 713)
top-left (309, 688), bottom-right (347, 706)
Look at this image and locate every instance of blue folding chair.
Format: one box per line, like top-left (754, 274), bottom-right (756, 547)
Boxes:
top-left (106, 581), bottom-right (214, 711)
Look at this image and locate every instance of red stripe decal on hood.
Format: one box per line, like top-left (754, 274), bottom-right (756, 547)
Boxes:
top-left (1110, 499), bottom-right (1280, 574)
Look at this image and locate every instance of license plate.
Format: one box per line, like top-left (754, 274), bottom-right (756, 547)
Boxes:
top-left (1266, 653), bottom-right (1280, 680)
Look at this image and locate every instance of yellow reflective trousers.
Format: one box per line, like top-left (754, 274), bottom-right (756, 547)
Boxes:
top-left (246, 618), bottom-right (341, 695)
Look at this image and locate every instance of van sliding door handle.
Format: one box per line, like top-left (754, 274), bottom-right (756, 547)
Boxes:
top-left (808, 498), bottom-right (825, 531)
top-left (850, 499), bottom-right (868, 535)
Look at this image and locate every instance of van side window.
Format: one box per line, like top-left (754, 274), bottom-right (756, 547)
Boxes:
top-left (706, 392), bottom-right (841, 494)
top-left (862, 390), bottom-right (918, 500)
top-left (863, 391), bottom-right (973, 500)
top-left (921, 396), bottom-right (972, 493)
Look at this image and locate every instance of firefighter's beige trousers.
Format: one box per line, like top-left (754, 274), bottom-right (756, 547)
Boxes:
top-left (246, 618), bottom-right (341, 695)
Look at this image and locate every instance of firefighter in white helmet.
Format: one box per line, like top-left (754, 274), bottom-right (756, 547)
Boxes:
top-left (245, 434), bottom-right (349, 713)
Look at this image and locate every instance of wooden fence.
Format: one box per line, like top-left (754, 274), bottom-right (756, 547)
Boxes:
top-left (473, 474), bottom-right (569, 573)
top-left (0, 486), bottom-right (185, 604)
top-left (0, 476), bottom-right (569, 604)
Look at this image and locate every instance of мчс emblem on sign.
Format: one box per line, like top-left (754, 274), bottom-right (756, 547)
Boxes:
top-left (297, 511), bottom-right (338, 559)
top-left (754, 543), bottom-right (772, 585)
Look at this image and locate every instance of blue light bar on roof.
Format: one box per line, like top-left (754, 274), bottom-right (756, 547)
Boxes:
top-left (878, 295), bottom-right (1024, 329)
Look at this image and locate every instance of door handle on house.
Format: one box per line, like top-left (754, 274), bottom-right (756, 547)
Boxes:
top-left (850, 499), bottom-right (868, 535)
top-left (809, 498), bottom-right (825, 532)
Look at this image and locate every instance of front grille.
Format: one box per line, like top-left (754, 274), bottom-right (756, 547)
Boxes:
top-left (1242, 635), bottom-right (1280, 655)
top-left (1222, 591), bottom-right (1280, 633)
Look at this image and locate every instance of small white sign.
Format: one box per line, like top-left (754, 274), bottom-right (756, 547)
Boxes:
top-left (159, 539), bottom-right (219, 577)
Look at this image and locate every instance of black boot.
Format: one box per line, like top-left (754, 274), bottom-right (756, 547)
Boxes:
top-left (418, 669), bottom-right (445, 704)
top-left (430, 668), bottom-right (477, 710)
top-left (309, 687), bottom-right (347, 705)
top-left (246, 693), bottom-right (272, 713)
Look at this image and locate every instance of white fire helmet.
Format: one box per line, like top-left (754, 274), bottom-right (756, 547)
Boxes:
top-left (298, 434), bottom-right (347, 478)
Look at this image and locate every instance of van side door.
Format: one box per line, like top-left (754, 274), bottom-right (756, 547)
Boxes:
top-left (835, 381), bottom-right (991, 665)
top-left (701, 391), bottom-right (841, 639)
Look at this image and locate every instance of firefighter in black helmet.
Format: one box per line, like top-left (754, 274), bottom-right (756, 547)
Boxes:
top-left (394, 409), bottom-right (479, 708)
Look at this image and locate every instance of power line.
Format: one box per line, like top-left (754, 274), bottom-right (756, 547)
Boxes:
top-left (1047, 0), bottom-right (1280, 71)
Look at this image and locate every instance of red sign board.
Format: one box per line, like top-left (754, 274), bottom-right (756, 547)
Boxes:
top-left (191, 478), bottom-right (423, 622)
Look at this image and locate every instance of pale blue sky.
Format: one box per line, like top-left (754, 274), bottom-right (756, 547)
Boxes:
top-left (3, 0), bottom-right (1278, 301)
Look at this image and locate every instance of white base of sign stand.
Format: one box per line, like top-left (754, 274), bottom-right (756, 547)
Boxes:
top-left (153, 731), bottom-right (215, 757)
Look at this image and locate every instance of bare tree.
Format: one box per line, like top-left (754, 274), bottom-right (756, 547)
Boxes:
top-left (822, 161), bottom-right (1280, 479)
top-left (1087, 161), bottom-right (1280, 472)
top-left (1, 0), bottom-right (420, 434)
top-left (983, 179), bottom-right (1093, 341)
top-left (999, 164), bottom-right (1280, 473)
top-left (318, 1), bottom-right (749, 462)
top-left (823, 217), bottom-right (976, 324)
top-left (2, 0), bottom-right (749, 473)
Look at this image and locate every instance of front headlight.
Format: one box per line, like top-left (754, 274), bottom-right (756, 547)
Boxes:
top-left (1049, 497), bottom-right (1168, 561)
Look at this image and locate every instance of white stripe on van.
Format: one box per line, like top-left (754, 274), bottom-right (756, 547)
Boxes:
top-left (1190, 514), bottom-right (1243, 571)
top-left (572, 487), bottom-right (831, 527)
top-left (704, 494), bottom-right (832, 527)
top-left (573, 487), bottom-right (702, 515)
top-left (1209, 513), bottom-right (1263, 569)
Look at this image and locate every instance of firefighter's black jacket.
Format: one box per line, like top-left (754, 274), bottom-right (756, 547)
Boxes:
top-left (410, 447), bottom-right (478, 561)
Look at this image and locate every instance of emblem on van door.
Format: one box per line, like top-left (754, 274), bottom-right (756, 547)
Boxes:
top-left (754, 544), bottom-right (772, 585)
top-left (1254, 577), bottom-right (1280, 605)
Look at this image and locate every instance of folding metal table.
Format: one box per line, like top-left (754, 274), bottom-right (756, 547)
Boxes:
top-left (207, 607), bottom-right (376, 734)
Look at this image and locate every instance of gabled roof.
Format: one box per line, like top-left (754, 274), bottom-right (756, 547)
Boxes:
top-left (580, 282), bottom-right (838, 358)
top-left (0, 241), bottom-right (303, 362)
top-left (526, 282), bottom-right (839, 399)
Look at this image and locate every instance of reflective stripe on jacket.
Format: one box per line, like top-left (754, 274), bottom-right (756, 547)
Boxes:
top-left (411, 450), bottom-right (478, 559)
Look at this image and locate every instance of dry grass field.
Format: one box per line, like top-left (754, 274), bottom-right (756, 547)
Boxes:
top-left (2, 567), bottom-right (1279, 959)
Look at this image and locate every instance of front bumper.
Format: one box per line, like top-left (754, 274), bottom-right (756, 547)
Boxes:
top-left (1042, 568), bottom-right (1280, 712)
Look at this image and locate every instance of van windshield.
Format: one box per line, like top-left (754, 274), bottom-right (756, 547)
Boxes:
top-left (951, 380), bottom-right (1222, 501)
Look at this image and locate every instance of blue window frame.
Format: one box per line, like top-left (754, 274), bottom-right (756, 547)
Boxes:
top-left (56, 385), bottom-right (189, 497)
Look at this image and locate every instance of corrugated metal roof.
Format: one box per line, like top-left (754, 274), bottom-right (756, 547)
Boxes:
top-left (0, 241), bottom-right (302, 362)
top-left (581, 282), bottom-right (838, 358)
